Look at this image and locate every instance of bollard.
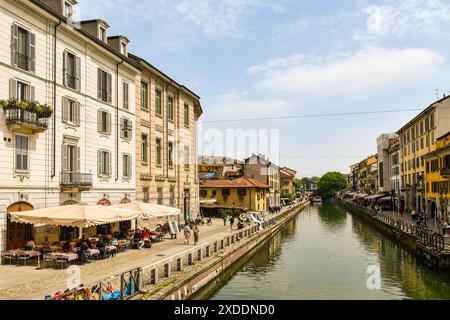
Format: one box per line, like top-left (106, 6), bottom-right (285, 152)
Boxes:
top-left (176, 257), bottom-right (183, 271)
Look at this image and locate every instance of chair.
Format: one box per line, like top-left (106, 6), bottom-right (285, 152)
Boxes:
top-left (55, 255), bottom-right (69, 269)
top-left (2, 251), bottom-right (17, 265)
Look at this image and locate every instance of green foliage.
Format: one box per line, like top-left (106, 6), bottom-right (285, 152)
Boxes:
top-left (0, 98), bottom-right (53, 118)
top-left (318, 172), bottom-right (347, 199)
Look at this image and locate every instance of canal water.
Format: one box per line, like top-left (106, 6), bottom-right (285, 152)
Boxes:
top-left (197, 202), bottom-right (450, 300)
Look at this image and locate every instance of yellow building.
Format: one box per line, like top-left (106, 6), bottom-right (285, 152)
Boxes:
top-left (199, 177), bottom-right (269, 215)
top-left (397, 96), bottom-right (450, 211)
top-left (424, 132), bottom-right (450, 200)
top-left (280, 167), bottom-right (297, 197)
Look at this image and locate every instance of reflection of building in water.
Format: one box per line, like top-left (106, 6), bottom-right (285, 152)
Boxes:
top-left (268, 232), bottom-right (282, 258)
top-left (284, 220), bottom-right (296, 236)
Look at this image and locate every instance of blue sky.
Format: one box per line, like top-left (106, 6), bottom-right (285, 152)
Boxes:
top-left (79, 0), bottom-right (450, 177)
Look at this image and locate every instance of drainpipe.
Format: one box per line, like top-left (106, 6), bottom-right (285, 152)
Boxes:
top-left (51, 20), bottom-right (62, 178)
top-left (115, 59), bottom-right (124, 182)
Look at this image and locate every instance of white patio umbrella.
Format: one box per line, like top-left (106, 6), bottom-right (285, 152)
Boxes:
top-left (9, 204), bottom-right (142, 228)
top-left (114, 201), bottom-right (180, 219)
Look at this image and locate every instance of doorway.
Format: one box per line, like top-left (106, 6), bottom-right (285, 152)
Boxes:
top-left (7, 202), bottom-right (33, 250)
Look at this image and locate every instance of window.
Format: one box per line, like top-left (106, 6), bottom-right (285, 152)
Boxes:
top-left (431, 132), bottom-right (435, 145)
top-left (11, 24), bottom-right (35, 72)
top-left (212, 190), bottom-right (217, 197)
top-left (143, 187), bottom-right (149, 203)
top-left (64, 51), bottom-right (80, 90)
top-left (16, 81), bottom-right (30, 101)
top-left (97, 150), bottom-right (112, 177)
top-left (168, 96), bottom-right (174, 121)
top-left (97, 110), bottom-right (111, 134)
top-left (170, 187), bottom-right (175, 206)
top-left (62, 97), bottom-right (80, 125)
top-left (222, 189), bottom-right (230, 197)
top-left (123, 82), bottom-right (129, 109)
top-left (141, 82), bottom-right (149, 109)
top-left (184, 145), bottom-right (189, 170)
top-left (123, 154), bottom-right (132, 178)
top-left (15, 135), bottom-right (28, 171)
top-left (97, 68), bottom-right (112, 103)
top-left (157, 187), bottom-right (163, 205)
top-left (156, 138), bottom-right (162, 166)
top-left (61, 143), bottom-right (80, 173)
top-left (120, 118), bottom-right (132, 140)
top-left (141, 134), bottom-right (148, 164)
top-left (168, 142), bottom-right (174, 167)
top-left (200, 189), bottom-right (207, 198)
top-left (420, 121), bottom-right (424, 135)
top-left (155, 90), bottom-right (162, 116)
top-left (121, 42), bottom-right (127, 55)
top-left (100, 26), bottom-right (107, 42)
top-left (238, 189), bottom-right (247, 197)
top-left (184, 104), bottom-right (189, 126)
top-left (430, 114), bottom-right (435, 129)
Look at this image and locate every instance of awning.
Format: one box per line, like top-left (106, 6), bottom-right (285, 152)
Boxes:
top-left (113, 202), bottom-right (180, 219)
top-left (10, 205), bottom-right (142, 228)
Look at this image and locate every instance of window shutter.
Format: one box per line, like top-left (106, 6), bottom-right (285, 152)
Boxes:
top-left (29, 85), bottom-right (35, 102)
top-left (28, 33), bottom-right (36, 72)
top-left (97, 109), bottom-right (102, 132)
top-left (120, 117), bottom-right (125, 139)
top-left (123, 82), bottom-right (129, 109)
top-left (107, 73), bottom-right (112, 103)
top-left (77, 146), bottom-right (81, 173)
top-left (61, 144), bottom-right (68, 172)
top-left (97, 150), bottom-right (102, 176)
top-left (9, 79), bottom-right (17, 98)
top-left (108, 152), bottom-right (112, 177)
top-left (75, 56), bottom-right (81, 91)
top-left (106, 112), bottom-right (111, 134)
top-left (63, 51), bottom-right (68, 86)
top-left (62, 97), bottom-right (68, 123)
top-left (128, 155), bottom-right (132, 178)
top-left (97, 68), bottom-right (102, 100)
top-left (75, 102), bottom-right (81, 126)
top-left (11, 24), bottom-right (18, 66)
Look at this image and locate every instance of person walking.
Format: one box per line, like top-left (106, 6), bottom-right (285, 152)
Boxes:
top-left (184, 222), bottom-right (192, 245)
top-left (193, 224), bottom-right (200, 245)
top-left (442, 221), bottom-right (448, 236)
top-left (222, 211), bottom-right (227, 226)
top-left (230, 216), bottom-right (235, 231)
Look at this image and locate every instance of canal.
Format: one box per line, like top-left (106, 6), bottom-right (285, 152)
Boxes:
top-left (195, 202), bottom-right (450, 300)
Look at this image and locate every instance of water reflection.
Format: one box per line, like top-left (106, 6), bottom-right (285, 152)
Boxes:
top-left (203, 203), bottom-right (450, 300)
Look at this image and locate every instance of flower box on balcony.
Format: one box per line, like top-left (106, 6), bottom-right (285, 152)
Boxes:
top-left (1, 98), bottom-right (52, 133)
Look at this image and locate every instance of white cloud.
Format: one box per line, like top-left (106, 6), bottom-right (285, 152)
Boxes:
top-left (253, 46), bottom-right (445, 99)
top-left (77, 0), bottom-right (266, 49)
top-left (363, 0), bottom-right (450, 37)
top-left (246, 53), bottom-right (304, 75)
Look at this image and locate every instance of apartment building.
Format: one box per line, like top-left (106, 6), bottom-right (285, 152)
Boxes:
top-left (130, 55), bottom-right (202, 222)
top-left (244, 154), bottom-right (280, 210)
top-left (387, 136), bottom-right (401, 200)
top-left (377, 133), bottom-right (398, 193)
top-left (0, 0), bottom-right (141, 250)
top-left (397, 96), bottom-right (450, 211)
top-left (280, 167), bottom-right (297, 197)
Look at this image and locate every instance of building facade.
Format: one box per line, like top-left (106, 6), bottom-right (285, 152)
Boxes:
top-left (244, 154), bottom-right (280, 210)
top-left (423, 132), bottom-right (450, 219)
top-left (131, 54), bottom-right (202, 222)
top-left (0, 0), bottom-right (141, 250)
top-left (280, 167), bottom-right (297, 197)
top-left (387, 136), bottom-right (401, 202)
top-left (200, 177), bottom-right (269, 213)
top-left (398, 96), bottom-right (450, 211)
top-left (377, 133), bottom-right (398, 193)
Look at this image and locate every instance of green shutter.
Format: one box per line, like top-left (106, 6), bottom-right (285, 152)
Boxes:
top-left (63, 51), bottom-right (67, 86)
top-left (61, 144), bottom-right (68, 172)
top-left (9, 79), bottom-right (17, 98)
top-left (28, 32), bottom-right (35, 72)
top-left (128, 155), bottom-right (132, 178)
top-left (97, 150), bottom-right (102, 176)
top-left (62, 97), bottom-right (68, 123)
top-left (75, 56), bottom-right (81, 91)
top-left (97, 68), bottom-right (102, 99)
top-left (77, 146), bottom-right (81, 173)
top-left (107, 73), bottom-right (112, 103)
top-left (108, 152), bottom-right (112, 177)
top-left (106, 112), bottom-right (111, 134)
top-left (97, 109), bottom-right (102, 132)
top-left (75, 102), bottom-right (81, 126)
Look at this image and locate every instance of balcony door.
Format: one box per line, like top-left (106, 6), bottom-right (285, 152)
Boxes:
top-left (62, 143), bottom-right (80, 184)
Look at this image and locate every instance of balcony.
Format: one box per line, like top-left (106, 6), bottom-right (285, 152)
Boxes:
top-left (441, 168), bottom-right (450, 178)
top-left (5, 108), bottom-right (48, 133)
top-left (60, 172), bottom-right (93, 191)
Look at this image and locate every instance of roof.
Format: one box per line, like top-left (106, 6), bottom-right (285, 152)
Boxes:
top-left (29, 0), bottom-right (142, 71)
top-left (200, 177), bottom-right (269, 189)
top-left (397, 95), bottom-right (450, 133)
top-left (280, 170), bottom-right (294, 179)
top-left (80, 19), bottom-right (110, 28)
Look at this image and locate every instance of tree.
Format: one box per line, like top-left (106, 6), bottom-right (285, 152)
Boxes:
top-left (318, 172), bottom-right (347, 199)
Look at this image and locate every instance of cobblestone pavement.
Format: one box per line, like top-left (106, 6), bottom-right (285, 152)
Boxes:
top-left (0, 218), bottom-right (233, 300)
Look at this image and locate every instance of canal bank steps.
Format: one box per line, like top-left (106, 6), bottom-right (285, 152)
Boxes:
top-left (135, 201), bottom-right (310, 301)
top-left (335, 198), bottom-right (450, 269)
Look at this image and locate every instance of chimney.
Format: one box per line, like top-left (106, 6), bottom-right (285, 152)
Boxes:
top-left (80, 19), bottom-right (110, 43)
top-left (107, 36), bottom-right (130, 56)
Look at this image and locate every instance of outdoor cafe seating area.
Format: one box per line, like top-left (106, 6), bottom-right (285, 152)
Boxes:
top-left (0, 202), bottom-right (181, 269)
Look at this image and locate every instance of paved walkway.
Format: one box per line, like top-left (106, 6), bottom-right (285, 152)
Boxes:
top-left (0, 219), bottom-right (232, 300)
top-left (379, 209), bottom-right (448, 236)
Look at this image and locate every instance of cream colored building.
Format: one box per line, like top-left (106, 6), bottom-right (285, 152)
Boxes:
top-left (130, 55), bottom-right (202, 222)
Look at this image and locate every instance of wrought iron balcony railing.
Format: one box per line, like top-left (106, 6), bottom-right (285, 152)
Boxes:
top-left (5, 108), bottom-right (48, 132)
top-left (60, 172), bottom-right (93, 189)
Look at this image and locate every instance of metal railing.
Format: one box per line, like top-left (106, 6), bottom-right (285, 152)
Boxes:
top-left (5, 108), bottom-right (48, 130)
top-left (60, 172), bottom-right (93, 188)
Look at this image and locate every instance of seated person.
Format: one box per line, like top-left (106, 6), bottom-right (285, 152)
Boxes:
top-left (133, 231), bottom-right (144, 250)
top-left (96, 238), bottom-right (107, 259)
top-left (75, 239), bottom-right (83, 248)
top-left (84, 237), bottom-right (93, 249)
top-left (110, 237), bottom-right (118, 246)
top-left (42, 236), bottom-right (51, 248)
top-left (62, 240), bottom-right (72, 253)
top-left (25, 238), bottom-right (36, 250)
top-left (78, 242), bottom-right (91, 264)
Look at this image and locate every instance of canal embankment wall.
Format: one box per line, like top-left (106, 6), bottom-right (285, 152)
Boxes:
top-left (136, 200), bottom-right (310, 300)
top-left (334, 198), bottom-right (450, 269)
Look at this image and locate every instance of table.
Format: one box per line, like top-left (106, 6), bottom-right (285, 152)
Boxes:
top-left (2, 250), bottom-right (41, 266)
top-left (43, 252), bottom-right (78, 268)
